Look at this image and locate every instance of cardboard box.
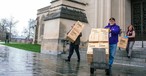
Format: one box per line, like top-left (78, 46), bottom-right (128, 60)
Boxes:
top-left (66, 29), bottom-right (79, 43)
top-left (89, 28), bottom-right (109, 42)
top-left (106, 54), bottom-right (109, 63)
top-left (74, 21), bottom-right (84, 32)
top-left (87, 43), bottom-right (109, 54)
top-left (66, 21), bottom-right (84, 43)
top-left (118, 37), bottom-right (128, 49)
top-left (87, 49), bottom-right (109, 64)
top-left (87, 54), bottom-right (93, 64)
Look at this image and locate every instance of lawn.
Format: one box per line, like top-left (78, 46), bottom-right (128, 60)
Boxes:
top-left (2, 43), bottom-right (41, 53)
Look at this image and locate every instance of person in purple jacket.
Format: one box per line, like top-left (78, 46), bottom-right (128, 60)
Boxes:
top-left (104, 17), bottom-right (120, 75)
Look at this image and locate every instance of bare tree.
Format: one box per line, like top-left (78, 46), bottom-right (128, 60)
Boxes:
top-left (12, 30), bottom-right (18, 37)
top-left (0, 18), bottom-right (9, 40)
top-left (7, 17), bottom-right (19, 40)
top-left (28, 19), bottom-right (35, 39)
top-left (0, 17), bottom-right (19, 41)
top-left (0, 18), bottom-right (8, 32)
top-left (22, 19), bottom-right (35, 40)
top-left (22, 27), bottom-right (29, 37)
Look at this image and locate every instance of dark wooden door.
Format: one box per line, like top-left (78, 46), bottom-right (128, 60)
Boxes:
top-left (132, 0), bottom-right (146, 40)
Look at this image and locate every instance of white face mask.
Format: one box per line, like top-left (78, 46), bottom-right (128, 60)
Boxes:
top-left (109, 20), bottom-right (115, 25)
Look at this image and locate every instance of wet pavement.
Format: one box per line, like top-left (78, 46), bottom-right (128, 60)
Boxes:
top-left (0, 44), bottom-right (146, 76)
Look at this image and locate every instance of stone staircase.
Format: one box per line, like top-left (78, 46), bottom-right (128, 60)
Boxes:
top-left (114, 48), bottom-right (146, 67)
top-left (64, 41), bottom-right (146, 67)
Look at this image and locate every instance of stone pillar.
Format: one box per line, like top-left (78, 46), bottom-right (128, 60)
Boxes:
top-left (41, 0), bottom-right (88, 55)
top-left (33, 19), bottom-right (38, 44)
top-left (96, 0), bottom-right (104, 28)
top-left (103, 0), bottom-right (111, 27)
top-left (111, 0), bottom-right (131, 35)
top-left (85, 0), bottom-right (97, 28)
top-left (124, 0), bottom-right (131, 32)
top-left (42, 21), bottom-right (63, 54)
top-left (96, 0), bottom-right (112, 27)
top-left (86, 0), bottom-right (111, 28)
top-left (119, 0), bottom-right (126, 32)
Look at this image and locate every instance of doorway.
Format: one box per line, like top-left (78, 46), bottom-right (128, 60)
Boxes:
top-left (132, 0), bottom-right (146, 40)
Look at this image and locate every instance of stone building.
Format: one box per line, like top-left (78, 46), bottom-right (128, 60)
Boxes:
top-left (34, 0), bottom-right (146, 55)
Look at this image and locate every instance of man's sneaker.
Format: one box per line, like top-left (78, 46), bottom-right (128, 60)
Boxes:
top-left (127, 56), bottom-right (131, 59)
top-left (105, 69), bottom-right (111, 75)
top-left (65, 59), bottom-right (70, 62)
top-left (77, 60), bottom-right (80, 62)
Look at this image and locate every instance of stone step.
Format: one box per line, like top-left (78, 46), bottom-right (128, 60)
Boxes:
top-left (115, 56), bottom-right (146, 63)
top-left (114, 59), bottom-right (146, 67)
top-left (115, 50), bottom-right (146, 59)
top-left (115, 48), bottom-right (146, 65)
top-left (116, 54), bottom-right (146, 59)
top-left (116, 49), bottom-right (146, 55)
top-left (133, 41), bottom-right (146, 49)
top-left (75, 47), bottom-right (146, 65)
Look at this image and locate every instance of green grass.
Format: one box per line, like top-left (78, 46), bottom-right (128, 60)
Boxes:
top-left (2, 43), bottom-right (41, 53)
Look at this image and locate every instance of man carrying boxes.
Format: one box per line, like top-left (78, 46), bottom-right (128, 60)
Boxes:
top-left (87, 17), bottom-right (120, 75)
top-left (65, 21), bottom-right (84, 62)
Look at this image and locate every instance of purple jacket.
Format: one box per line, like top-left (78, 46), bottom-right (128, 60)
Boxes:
top-left (105, 23), bottom-right (120, 44)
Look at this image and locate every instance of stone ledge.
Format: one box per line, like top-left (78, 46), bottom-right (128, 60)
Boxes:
top-left (66, 0), bottom-right (86, 6)
top-left (50, 0), bottom-right (59, 3)
top-left (45, 7), bottom-right (88, 23)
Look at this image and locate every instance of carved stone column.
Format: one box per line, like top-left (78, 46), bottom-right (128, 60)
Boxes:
top-left (111, 0), bottom-right (131, 35)
top-left (103, 0), bottom-right (111, 27)
top-left (86, 0), bottom-right (111, 28)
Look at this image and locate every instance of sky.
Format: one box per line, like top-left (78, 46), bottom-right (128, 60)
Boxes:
top-left (0, 0), bottom-right (51, 36)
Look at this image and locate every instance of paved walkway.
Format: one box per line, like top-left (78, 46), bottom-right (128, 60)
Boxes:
top-left (0, 44), bottom-right (146, 76)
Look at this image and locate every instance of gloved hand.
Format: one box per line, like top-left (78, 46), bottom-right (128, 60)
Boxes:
top-left (124, 36), bottom-right (128, 38)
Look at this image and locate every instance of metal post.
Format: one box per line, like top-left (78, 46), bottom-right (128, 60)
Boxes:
top-left (141, 2), bottom-right (144, 48)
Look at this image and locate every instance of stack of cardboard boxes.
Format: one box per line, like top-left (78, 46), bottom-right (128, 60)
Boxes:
top-left (87, 28), bottom-right (109, 64)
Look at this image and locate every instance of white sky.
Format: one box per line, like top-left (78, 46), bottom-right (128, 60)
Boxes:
top-left (0, 0), bottom-right (51, 36)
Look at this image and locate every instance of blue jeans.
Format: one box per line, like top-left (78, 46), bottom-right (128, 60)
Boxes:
top-left (126, 41), bottom-right (135, 57)
top-left (109, 44), bottom-right (117, 69)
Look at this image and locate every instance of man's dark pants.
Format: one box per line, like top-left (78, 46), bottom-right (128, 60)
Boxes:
top-left (67, 43), bottom-right (80, 61)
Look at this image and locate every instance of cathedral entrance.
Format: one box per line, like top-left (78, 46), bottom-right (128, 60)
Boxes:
top-left (132, 0), bottom-right (146, 40)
